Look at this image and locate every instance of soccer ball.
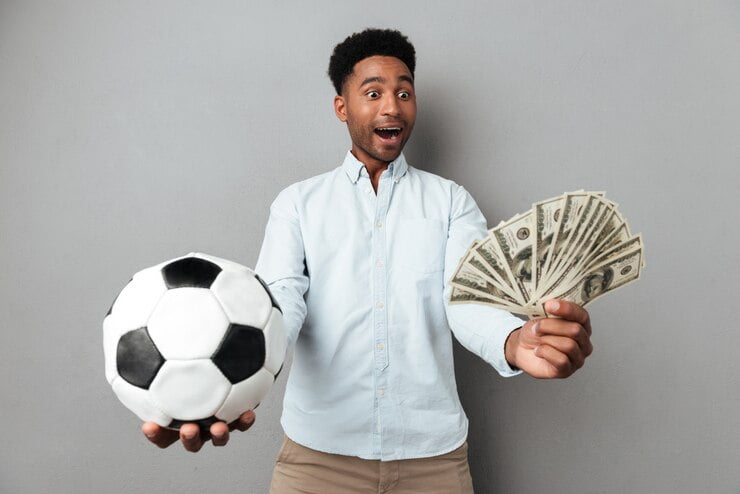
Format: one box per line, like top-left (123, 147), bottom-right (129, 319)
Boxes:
top-left (103, 252), bottom-right (286, 430)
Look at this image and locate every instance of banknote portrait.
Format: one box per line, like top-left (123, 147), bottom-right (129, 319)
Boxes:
top-left (582, 267), bottom-right (614, 300)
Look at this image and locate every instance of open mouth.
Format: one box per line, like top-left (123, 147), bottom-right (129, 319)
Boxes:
top-left (374, 127), bottom-right (402, 141)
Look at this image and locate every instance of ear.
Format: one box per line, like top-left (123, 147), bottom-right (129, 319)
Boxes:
top-left (334, 94), bottom-right (348, 122)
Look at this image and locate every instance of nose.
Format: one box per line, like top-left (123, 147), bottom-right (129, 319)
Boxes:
top-left (380, 93), bottom-right (400, 117)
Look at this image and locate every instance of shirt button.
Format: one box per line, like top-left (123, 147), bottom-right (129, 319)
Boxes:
top-left (376, 221), bottom-right (383, 228)
top-left (376, 302), bottom-right (384, 310)
top-left (365, 187), bottom-right (372, 194)
top-left (376, 388), bottom-right (385, 397)
top-left (375, 260), bottom-right (384, 268)
top-left (376, 342), bottom-right (385, 351)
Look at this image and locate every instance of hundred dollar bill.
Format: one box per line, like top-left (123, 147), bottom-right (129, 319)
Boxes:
top-left (541, 197), bottom-right (614, 297)
top-left (539, 191), bottom-right (593, 288)
top-left (548, 204), bottom-right (619, 293)
top-left (449, 285), bottom-right (546, 319)
top-left (450, 259), bottom-right (523, 307)
top-left (512, 303), bottom-right (547, 319)
top-left (490, 211), bottom-right (535, 302)
top-left (458, 243), bottom-right (522, 301)
top-left (471, 236), bottom-right (525, 303)
top-left (578, 209), bottom-right (624, 264)
top-left (582, 219), bottom-right (630, 267)
top-left (549, 245), bottom-right (643, 306)
top-left (564, 197), bottom-right (612, 264)
top-left (580, 234), bottom-right (643, 276)
top-left (548, 193), bottom-right (604, 277)
top-left (448, 285), bottom-right (520, 311)
top-left (532, 194), bottom-right (564, 298)
top-left (548, 233), bottom-right (642, 299)
top-left (586, 216), bottom-right (645, 270)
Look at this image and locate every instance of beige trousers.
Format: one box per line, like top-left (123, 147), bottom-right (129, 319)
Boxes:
top-left (269, 435), bottom-right (475, 494)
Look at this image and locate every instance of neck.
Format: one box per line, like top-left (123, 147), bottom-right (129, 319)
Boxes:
top-left (351, 148), bottom-right (395, 193)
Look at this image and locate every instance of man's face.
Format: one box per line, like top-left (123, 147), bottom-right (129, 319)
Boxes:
top-left (334, 55), bottom-right (417, 165)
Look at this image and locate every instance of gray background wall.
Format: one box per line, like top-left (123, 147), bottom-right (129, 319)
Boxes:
top-left (1, 1), bottom-right (738, 493)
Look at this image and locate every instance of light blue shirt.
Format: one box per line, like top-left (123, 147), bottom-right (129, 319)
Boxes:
top-left (255, 151), bottom-right (524, 461)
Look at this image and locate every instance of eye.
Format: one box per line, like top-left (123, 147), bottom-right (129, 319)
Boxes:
top-left (398, 91), bottom-right (411, 100)
top-left (367, 90), bottom-right (380, 99)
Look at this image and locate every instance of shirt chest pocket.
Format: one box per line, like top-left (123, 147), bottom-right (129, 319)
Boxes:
top-left (391, 217), bottom-right (447, 274)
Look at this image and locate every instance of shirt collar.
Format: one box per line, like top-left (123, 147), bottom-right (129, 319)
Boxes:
top-left (342, 150), bottom-right (409, 184)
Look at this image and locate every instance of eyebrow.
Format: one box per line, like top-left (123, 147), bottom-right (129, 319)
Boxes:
top-left (359, 75), bottom-right (414, 87)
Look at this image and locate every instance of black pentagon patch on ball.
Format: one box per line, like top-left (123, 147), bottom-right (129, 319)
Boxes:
top-left (106, 277), bottom-right (133, 317)
top-left (169, 415), bottom-right (219, 433)
top-left (117, 327), bottom-right (164, 389)
top-left (212, 324), bottom-right (266, 384)
top-left (162, 257), bottom-right (222, 289)
top-left (254, 273), bottom-right (282, 314)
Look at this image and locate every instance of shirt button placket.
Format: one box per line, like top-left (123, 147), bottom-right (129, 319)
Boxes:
top-left (372, 169), bottom-right (392, 457)
top-left (373, 178), bottom-right (389, 373)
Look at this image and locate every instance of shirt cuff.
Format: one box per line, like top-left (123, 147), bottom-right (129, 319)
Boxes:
top-left (485, 317), bottom-right (525, 377)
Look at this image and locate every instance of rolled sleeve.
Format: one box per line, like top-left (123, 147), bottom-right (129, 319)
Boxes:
top-left (443, 184), bottom-right (524, 377)
top-left (255, 185), bottom-right (309, 349)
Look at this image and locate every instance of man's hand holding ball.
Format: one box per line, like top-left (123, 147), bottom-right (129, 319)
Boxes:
top-left (141, 410), bottom-right (257, 452)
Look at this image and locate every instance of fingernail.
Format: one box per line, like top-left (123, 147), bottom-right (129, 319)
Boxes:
top-left (531, 322), bottom-right (539, 335)
top-left (144, 432), bottom-right (156, 439)
top-left (183, 431), bottom-right (196, 440)
top-left (547, 300), bottom-right (560, 312)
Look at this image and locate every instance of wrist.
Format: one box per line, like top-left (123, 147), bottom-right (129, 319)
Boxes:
top-left (504, 327), bottom-right (521, 371)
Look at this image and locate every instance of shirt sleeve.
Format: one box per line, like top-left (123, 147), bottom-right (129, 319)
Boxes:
top-left (443, 184), bottom-right (524, 377)
top-left (254, 185), bottom-right (309, 349)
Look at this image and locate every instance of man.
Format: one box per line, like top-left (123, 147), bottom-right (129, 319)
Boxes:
top-left (142, 29), bottom-right (593, 493)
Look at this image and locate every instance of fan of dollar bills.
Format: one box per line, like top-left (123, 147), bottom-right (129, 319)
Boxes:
top-left (450, 190), bottom-right (644, 319)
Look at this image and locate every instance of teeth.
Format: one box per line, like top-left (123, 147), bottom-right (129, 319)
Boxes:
top-left (376, 127), bottom-right (401, 131)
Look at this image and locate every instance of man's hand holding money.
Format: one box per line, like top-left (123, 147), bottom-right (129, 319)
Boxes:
top-left (504, 299), bottom-right (593, 379)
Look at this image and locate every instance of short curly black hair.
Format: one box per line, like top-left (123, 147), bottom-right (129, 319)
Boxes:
top-left (328, 28), bottom-right (416, 95)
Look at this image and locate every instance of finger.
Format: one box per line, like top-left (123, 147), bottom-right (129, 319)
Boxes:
top-left (535, 319), bottom-right (593, 357)
top-left (180, 423), bottom-right (204, 453)
top-left (141, 422), bottom-right (179, 449)
top-left (544, 299), bottom-right (592, 336)
top-left (534, 344), bottom-right (574, 378)
top-left (210, 422), bottom-right (230, 447)
top-left (538, 335), bottom-right (586, 369)
top-left (229, 410), bottom-right (256, 432)
top-left (517, 319), bottom-right (542, 347)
